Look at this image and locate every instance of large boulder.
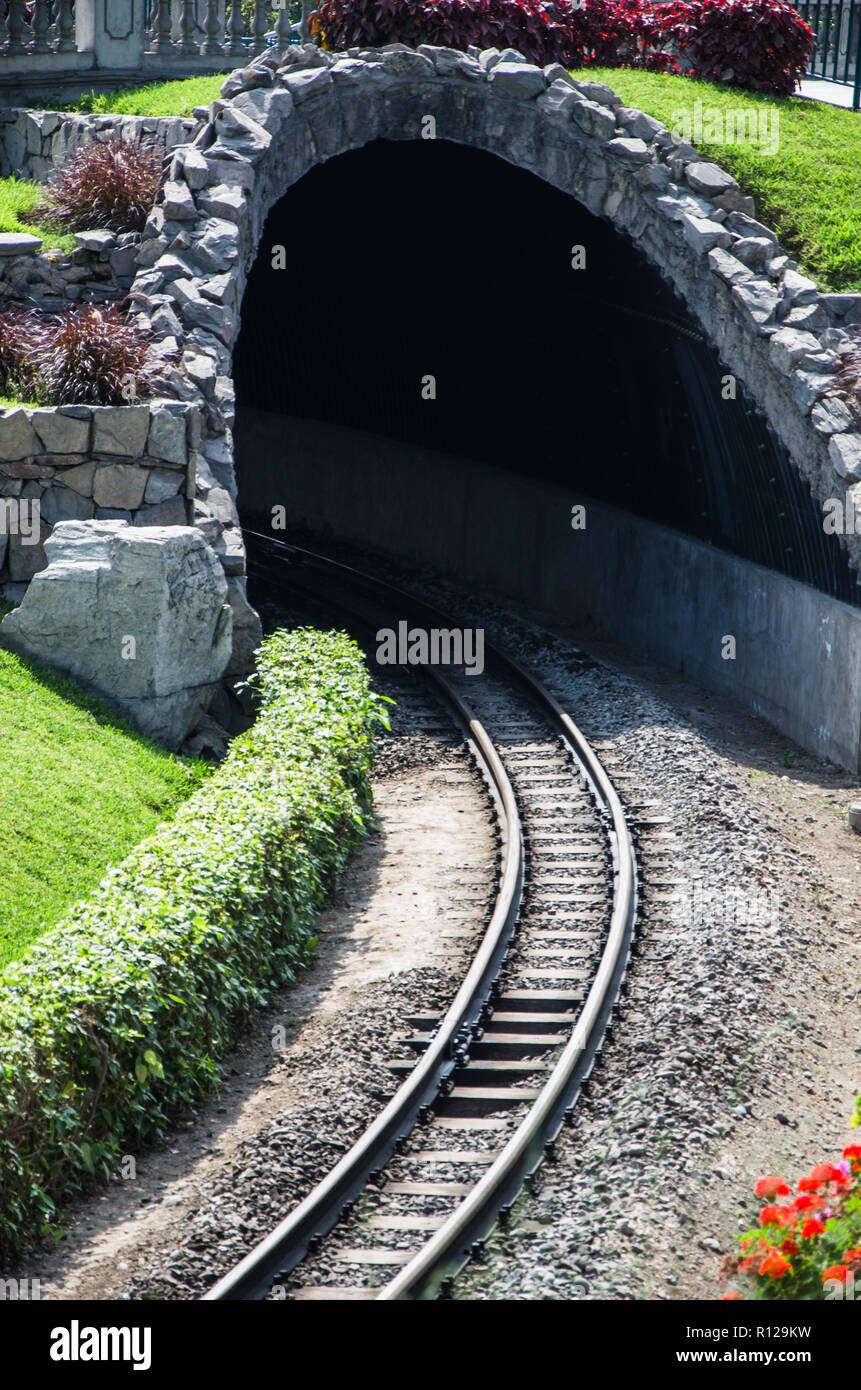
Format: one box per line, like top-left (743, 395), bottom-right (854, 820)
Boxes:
top-left (0, 520), bottom-right (232, 749)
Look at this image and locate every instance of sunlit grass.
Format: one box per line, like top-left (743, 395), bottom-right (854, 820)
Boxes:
top-left (60, 74), bottom-right (226, 118)
top-left (0, 644), bottom-right (212, 967)
top-left (573, 68), bottom-right (861, 293)
top-left (0, 176), bottom-right (74, 252)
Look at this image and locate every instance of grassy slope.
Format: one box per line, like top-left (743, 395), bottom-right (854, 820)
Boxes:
top-left (573, 69), bottom-right (861, 293)
top-left (62, 75), bottom-right (225, 118)
top-left (0, 644), bottom-right (211, 969)
top-left (0, 177), bottom-right (73, 252)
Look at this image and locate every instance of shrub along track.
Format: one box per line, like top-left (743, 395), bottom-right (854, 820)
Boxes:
top-left (198, 536), bottom-right (638, 1300)
top-left (17, 660), bottom-right (499, 1301)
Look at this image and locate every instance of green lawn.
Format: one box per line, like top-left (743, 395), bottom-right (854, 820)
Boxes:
top-left (573, 69), bottom-right (861, 293)
top-left (61, 74), bottom-right (226, 118)
top-left (0, 176), bottom-right (74, 252)
top-left (0, 642), bottom-right (212, 969)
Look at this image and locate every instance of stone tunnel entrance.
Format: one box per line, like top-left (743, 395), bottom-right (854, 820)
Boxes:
top-left (233, 138), bottom-right (856, 602)
top-left (231, 136), bottom-right (861, 769)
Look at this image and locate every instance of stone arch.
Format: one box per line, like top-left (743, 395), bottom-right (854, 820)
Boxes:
top-left (130, 42), bottom-right (861, 678)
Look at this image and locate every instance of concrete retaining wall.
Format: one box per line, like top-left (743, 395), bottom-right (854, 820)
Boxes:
top-left (237, 408), bottom-right (861, 771)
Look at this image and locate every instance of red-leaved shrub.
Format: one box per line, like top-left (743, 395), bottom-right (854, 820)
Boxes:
top-left (0, 302), bottom-right (170, 407)
top-left (308, 0), bottom-right (667, 68)
top-left (309, 0), bottom-right (812, 91)
top-left (310, 0), bottom-right (576, 64)
top-left (38, 304), bottom-right (168, 406)
top-left (36, 136), bottom-right (162, 235)
top-left (0, 307), bottom-right (48, 400)
top-left (652, 0), bottom-right (814, 96)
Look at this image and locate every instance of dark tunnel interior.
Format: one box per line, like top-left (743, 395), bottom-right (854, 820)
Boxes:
top-left (233, 139), bottom-right (860, 606)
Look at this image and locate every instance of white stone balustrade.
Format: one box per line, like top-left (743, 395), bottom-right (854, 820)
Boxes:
top-left (0, 0), bottom-right (301, 82)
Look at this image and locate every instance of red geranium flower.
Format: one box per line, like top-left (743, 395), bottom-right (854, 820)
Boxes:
top-left (800, 1218), bottom-right (826, 1239)
top-left (811, 1163), bottom-right (844, 1185)
top-left (759, 1250), bottom-right (792, 1279)
top-left (755, 1175), bottom-right (790, 1199)
top-left (792, 1194), bottom-right (821, 1212)
top-left (822, 1265), bottom-right (849, 1284)
top-left (759, 1204), bottom-right (785, 1226)
top-left (780, 1238), bottom-right (799, 1256)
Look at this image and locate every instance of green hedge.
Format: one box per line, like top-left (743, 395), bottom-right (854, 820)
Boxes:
top-left (0, 627), bottom-right (388, 1256)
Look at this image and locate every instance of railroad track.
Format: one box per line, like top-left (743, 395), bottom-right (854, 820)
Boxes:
top-left (203, 535), bottom-right (639, 1302)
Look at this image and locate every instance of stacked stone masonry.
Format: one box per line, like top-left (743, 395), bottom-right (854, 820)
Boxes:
top-left (0, 400), bottom-right (196, 585)
top-left (0, 110), bottom-right (202, 309)
top-left (0, 109), bottom-right (201, 182)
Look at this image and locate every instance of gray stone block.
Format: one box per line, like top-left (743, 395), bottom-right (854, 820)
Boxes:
top-left (93, 463), bottom-right (149, 510)
top-left (829, 433), bottom-right (861, 479)
top-left (731, 280), bottom-right (781, 334)
top-left (32, 410), bottom-right (90, 455)
top-left (811, 397), bottom-right (855, 435)
top-left (0, 232), bottom-right (43, 256)
top-left (39, 486), bottom-right (96, 525)
top-left (681, 213), bottom-right (731, 254)
top-left (488, 63), bottom-right (546, 101)
top-left (56, 461), bottom-right (96, 497)
top-left (147, 407), bottom-right (188, 466)
top-left (570, 100), bottom-right (616, 141)
top-left (196, 184), bottom-right (245, 223)
top-left (0, 410), bottom-right (37, 462)
top-left (161, 180), bottom-right (197, 221)
top-left (133, 497), bottom-right (188, 526)
top-left (7, 528), bottom-right (48, 582)
top-left (0, 521), bottom-right (232, 750)
top-left (769, 328), bottom-right (822, 375)
top-left (92, 406), bottom-right (150, 459)
top-left (74, 230), bottom-right (116, 254)
top-left (145, 467), bottom-right (184, 504)
top-left (685, 161), bottom-right (738, 197)
top-left (279, 67), bottom-right (334, 104)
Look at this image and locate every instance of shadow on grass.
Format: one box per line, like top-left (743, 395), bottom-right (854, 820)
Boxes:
top-left (0, 607), bottom-right (209, 761)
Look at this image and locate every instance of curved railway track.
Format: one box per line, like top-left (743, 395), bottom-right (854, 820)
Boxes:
top-left (203, 535), bottom-right (639, 1302)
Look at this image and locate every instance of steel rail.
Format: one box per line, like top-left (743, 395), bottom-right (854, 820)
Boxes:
top-left (379, 659), bottom-right (638, 1299)
top-left (203, 546), bottom-right (525, 1300)
top-left (205, 534), bottom-right (637, 1301)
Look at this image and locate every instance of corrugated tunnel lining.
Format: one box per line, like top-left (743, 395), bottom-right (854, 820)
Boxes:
top-left (232, 137), bottom-right (860, 606)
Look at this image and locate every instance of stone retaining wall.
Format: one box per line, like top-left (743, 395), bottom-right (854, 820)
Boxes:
top-left (0, 109), bottom-right (202, 182)
top-left (0, 228), bottom-right (141, 309)
top-left (0, 110), bottom-right (205, 310)
top-left (0, 400), bottom-right (197, 589)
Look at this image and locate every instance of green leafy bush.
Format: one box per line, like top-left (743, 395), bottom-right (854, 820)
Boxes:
top-left (0, 627), bottom-right (388, 1257)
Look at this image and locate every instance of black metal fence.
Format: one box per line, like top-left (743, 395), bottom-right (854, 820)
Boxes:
top-left (795, 0), bottom-right (861, 107)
